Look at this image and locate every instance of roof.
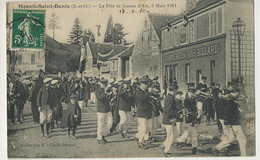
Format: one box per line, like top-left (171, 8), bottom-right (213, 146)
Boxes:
top-left (161, 0), bottom-right (224, 28)
top-left (109, 45), bottom-right (135, 60)
top-left (148, 13), bottom-right (176, 40)
top-left (187, 0), bottom-right (223, 16)
top-left (88, 42), bottom-right (128, 61)
top-left (45, 35), bottom-right (69, 51)
top-left (119, 45), bottom-right (135, 58)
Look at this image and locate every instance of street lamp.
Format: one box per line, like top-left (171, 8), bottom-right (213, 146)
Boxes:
top-left (232, 18), bottom-right (246, 86)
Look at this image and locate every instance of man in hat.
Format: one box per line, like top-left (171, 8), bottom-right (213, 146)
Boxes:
top-left (196, 76), bottom-right (208, 92)
top-left (135, 77), bottom-right (153, 149)
top-left (118, 77), bottom-right (134, 138)
top-left (195, 76), bottom-right (208, 116)
top-left (12, 73), bottom-right (26, 124)
top-left (27, 77), bottom-right (41, 123)
top-left (108, 82), bottom-right (120, 135)
top-left (49, 79), bottom-right (60, 131)
top-left (213, 86), bottom-right (247, 156)
top-left (132, 77), bottom-right (140, 92)
top-left (161, 84), bottom-right (182, 157)
top-left (174, 91), bottom-right (184, 136)
top-left (148, 83), bottom-right (163, 142)
top-left (95, 79), bottom-right (112, 144)
top-left (176, 86), bottom-right (200, 154)
top-left (37, 77), bottom-right (53, 138)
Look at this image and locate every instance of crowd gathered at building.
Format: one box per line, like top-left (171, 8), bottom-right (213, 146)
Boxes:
top-left (7, 69), bottom-right (248, 157)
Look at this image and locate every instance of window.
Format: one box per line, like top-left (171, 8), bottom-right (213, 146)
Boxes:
top-left (17, 54), bottom-right (22, 65)
top-left (210, 60), bottom-right (215, 83)
top-left (31, 54), bottom-right (35, 64)
top-left (197, 13), bottom-right (209, 39)
top-left (185, 63), bottom-right (190, 82)
top-left (210, 11), bottom-right (217, 36)
top-left (180, 26), bottom-right (187, 44)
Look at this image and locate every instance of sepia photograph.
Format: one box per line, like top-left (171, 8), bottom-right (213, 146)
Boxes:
top-left (3, 0), bottom-right (256, 158)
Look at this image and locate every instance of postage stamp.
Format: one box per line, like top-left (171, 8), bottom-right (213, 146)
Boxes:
top-left (11, 10), bottom-right (45, 50)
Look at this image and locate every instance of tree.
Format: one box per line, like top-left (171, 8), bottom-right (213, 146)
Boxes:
top-left (113, 23), bottom-right (128, 45)
top-left (104, 15), bottom-right (114, 43)
top-left (68, 18), bottom-right (83, 45)
top-left (48, 13), bottom-right (61, 40)
top-left (82, 28), bottom-right (95, 45)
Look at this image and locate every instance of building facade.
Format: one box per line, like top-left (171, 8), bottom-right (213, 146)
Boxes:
top-left (83, 42), bottom-right (128, 79)
top-left (161, 0), bottom-right (254, 110)
top-left (12, 50), bottom-right (45, 76)
top-left (131, 13), bottom-right (176, 83)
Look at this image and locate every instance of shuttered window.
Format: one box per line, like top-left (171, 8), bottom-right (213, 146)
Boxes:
top-left (197, 13), bottom-right (209, 39)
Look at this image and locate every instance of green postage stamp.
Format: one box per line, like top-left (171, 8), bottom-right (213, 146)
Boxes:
top-left (11, 10), bottom-right (45, 50)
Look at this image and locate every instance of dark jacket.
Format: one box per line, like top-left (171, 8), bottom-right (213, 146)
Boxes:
top-left (109, 92), bottom-right (120, 123)
top-left (49, 87), bottom-right (60, 109)
top-left (37, 86), bottom-right (51, 108)
top-left (149, 92), bottom-right (163, 117)
top-left (64, 81), bottom-right (72, 94)
top-left (184, 97), bottom-right (198, 124)
top-left (60, 102), bottom-right (81, 128)
top-left (28, 84), bottom-right (41, 106)
top-left (96, 88), bottom-right (110, 113)
top-left (118, 86), bottom-right (132, 112)
top-left (135, 87), bottom-right (152, 119)
top-left (224, 95), bottom-right (241, 125)
top-left (174, 98), bottom-right (183, 122)
top-left (215, 96), bottom-right (227, 120)
top-left (162, 93), bottom-right (181, 125)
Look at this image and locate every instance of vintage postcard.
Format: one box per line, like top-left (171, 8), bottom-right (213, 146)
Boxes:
top-left (4, 0), bottom-right (256, 159)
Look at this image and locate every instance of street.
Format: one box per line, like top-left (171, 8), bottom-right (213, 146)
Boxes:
top-left (7, 102), bottom-right (255, 158)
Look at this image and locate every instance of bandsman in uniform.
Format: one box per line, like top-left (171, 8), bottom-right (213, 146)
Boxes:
top-left (213, 85), bottom-right (247, 156)
top-left (108, 82), bottom-right (120, 135)
top-left (135, 78), bottom-right (152, 149)
top-left (161, 84), bottom-right (181, 157)
top-left (175, 83), bottom-right (202, 154)
top-left (149, 83), bottom-right (163, 141)
top-left (95, 79), bottom-right (112, 144)
top-left (195, 76), bottom-right (208, 118)
top-left (118, 77), bottom-right (133, 138)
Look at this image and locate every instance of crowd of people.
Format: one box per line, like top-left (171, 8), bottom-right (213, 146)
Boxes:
top-left (7, 70), bottom-right (247, 157)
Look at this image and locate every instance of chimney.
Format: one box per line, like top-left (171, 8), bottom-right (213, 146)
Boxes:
top-left (186, 0), bottom-right (197, 12)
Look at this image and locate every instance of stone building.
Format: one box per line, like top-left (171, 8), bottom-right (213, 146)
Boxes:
top-left (131, 13), bottom-right (176, 84)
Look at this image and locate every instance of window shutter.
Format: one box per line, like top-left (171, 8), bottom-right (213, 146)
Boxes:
top-left (218, 8), bottom-right (222, 33)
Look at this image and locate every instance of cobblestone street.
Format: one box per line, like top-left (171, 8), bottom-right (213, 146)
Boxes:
top-left (7, 102), bottom-right (255, 158)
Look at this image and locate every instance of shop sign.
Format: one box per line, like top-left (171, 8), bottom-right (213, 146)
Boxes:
top-left (164, 43), bottom-right (220, 62)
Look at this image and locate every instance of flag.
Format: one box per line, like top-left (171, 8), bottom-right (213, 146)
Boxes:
top-left (79, 46), bottom-right (87, 73)
top-left (183, 14), bottom-right (189, 27)
top-left (95, 25), bottom-right (101, 37)
top-left (166, 18), bottom-right (172, 32)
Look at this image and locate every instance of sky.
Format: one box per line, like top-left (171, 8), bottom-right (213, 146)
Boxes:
top-left (7, 0), bottom-right (187, 44)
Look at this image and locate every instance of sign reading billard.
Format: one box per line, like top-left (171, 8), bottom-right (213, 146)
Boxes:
top-left (164, 43), bottom-right (220, 62)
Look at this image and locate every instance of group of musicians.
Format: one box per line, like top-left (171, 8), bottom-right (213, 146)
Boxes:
top-left (8, 71), bottom-right (247, 157)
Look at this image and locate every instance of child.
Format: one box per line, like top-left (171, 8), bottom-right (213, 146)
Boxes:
top-left (60, 94), bottom-right (81, 139)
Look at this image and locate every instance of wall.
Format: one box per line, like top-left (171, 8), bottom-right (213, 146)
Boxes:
top-left (131, 15), bottom-right (161, 80)
top-left (15, 50), bottom-right (45, 76)
top-left (162, 37), bottom-right (226, 92)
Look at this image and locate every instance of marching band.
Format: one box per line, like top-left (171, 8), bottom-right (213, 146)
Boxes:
top-left (7, 71), bottom-right (248, 157)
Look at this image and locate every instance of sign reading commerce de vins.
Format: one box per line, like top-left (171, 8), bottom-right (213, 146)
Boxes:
top-left (164, 43), bottom-right (220, 62)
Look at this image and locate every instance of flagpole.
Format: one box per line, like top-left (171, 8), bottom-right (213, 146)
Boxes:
top-left (180, 6), bottom-right (194, 30)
